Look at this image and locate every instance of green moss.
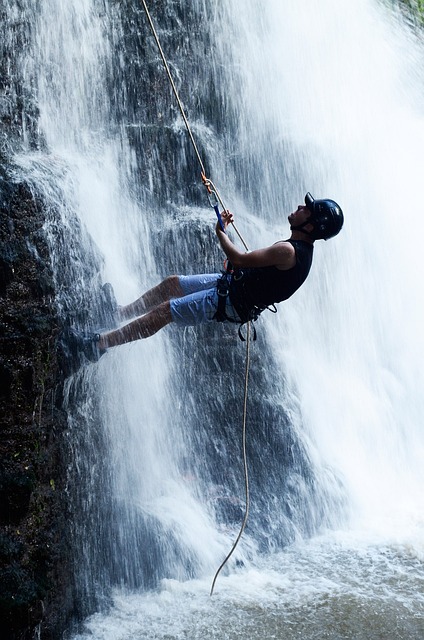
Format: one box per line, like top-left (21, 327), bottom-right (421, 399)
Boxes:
top-left (400, 0), bottom-right (424, 20)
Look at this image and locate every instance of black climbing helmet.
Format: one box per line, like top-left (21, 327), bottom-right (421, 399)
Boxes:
top-left (304, 192), bottom-right (344, 240)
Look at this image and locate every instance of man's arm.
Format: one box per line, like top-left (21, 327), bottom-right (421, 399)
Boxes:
top-left (216, 211), bottom-right (296, 270)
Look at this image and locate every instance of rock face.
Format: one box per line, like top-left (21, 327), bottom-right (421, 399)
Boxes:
top-left (0, 6), bottom-right (75, 636)
top-left (0, 174), bottom-right (74, 638)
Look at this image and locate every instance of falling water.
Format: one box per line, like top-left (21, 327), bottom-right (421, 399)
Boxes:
top-left (7, 0), bottom-right (424, 637)
top-left (213, 0), bottom-right (424, 529)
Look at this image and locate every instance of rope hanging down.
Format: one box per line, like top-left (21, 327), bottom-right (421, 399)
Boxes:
top-left (210, 320), bottom-right (251, 596)
top-left (140, 0), bottom-right (252, 594)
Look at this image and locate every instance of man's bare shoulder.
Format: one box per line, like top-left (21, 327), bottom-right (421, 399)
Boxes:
top-left (271, 241), bottom-right (296, 270)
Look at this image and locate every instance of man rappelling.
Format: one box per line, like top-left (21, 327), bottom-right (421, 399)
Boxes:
top-left (72, 192), bottom-right (343, 361)
top-left (62, 3), bottom-right (343, 362)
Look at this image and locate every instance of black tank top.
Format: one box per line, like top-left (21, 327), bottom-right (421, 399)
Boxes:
top-left (229, 240), bottom-right (313, 320)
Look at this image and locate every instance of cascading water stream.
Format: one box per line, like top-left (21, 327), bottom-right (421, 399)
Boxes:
top-left (227, 0), bottom-right (424, 534)
top-left (20, 0), bottom-right (238, 598)
top-left (7, 0), bottom-right (424, 637)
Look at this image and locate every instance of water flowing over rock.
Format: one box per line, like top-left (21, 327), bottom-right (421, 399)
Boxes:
top-left (2, 1), bottom-right (424, 639)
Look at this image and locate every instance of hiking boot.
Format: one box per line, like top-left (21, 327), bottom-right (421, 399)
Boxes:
top-left (63, 328), bottom-right (106, 363)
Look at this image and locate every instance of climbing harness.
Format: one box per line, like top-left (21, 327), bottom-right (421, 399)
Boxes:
top-left (214, 266), bottom-right (279, 341)
top-left (140, 0), bottom-right (253, 594)
top-left (214, 271), bottom-right (233, 322)
top-left (214, 270), bottom-right (258, 341)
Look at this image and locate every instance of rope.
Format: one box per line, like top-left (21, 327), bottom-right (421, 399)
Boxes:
top-left (210, 320), bottom-right (251, 596)
top-left (140, 0), bottom-right (253, 594)
top-left (202, 176), bottom-right (249, 251)
top-left (140, 0), bottom-right (248, 250)
top-left (140, 0), bottom-right (206, 175)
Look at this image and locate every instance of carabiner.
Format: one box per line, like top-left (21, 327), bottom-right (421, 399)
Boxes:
top-left (207, 189), bottom-right (219, 209)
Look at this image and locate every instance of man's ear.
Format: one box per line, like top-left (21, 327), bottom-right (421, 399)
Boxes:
top-left (304, 222), bottom-right (314, 234)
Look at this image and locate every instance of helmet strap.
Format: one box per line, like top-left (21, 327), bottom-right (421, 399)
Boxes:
top-left (290, 220), bottom-right (314, 236)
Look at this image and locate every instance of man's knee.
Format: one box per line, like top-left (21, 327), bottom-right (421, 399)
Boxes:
top-left (163, 275), bottom-right (179, 286)
top-left (147, 300), bottom-right (173, 333)
top-left (163, 275), bottom-right (182, 296)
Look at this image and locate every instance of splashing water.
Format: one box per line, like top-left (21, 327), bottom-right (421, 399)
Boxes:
top-left (7, 0), bottom-right (424, 636)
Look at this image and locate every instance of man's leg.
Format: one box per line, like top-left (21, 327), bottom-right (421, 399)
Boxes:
top-left (93, 274), bottom-right (221, 355)
top-left (119, 276), bottom-right (183, 321)
top-left (99, 301), bottom-right (172, 350)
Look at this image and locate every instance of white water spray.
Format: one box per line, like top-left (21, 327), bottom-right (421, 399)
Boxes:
top-left (212, 0), bottom-right (424, 535)
top-left (10, 0), bottom-right (424, 636)
top-left (23, 0), bottom-right (231, 585)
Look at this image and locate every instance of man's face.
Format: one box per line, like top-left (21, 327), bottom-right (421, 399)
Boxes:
top-left (288, 204), bottom-right (312, 227)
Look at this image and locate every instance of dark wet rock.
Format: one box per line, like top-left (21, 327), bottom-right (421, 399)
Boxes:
top-left (0, 175), bottom-right (72, 639)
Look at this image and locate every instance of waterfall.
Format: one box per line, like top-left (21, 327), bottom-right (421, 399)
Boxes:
top-left (216, 0), bottom-right (424, 533)
top-left (6, 0), bottom-right (424, 636)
